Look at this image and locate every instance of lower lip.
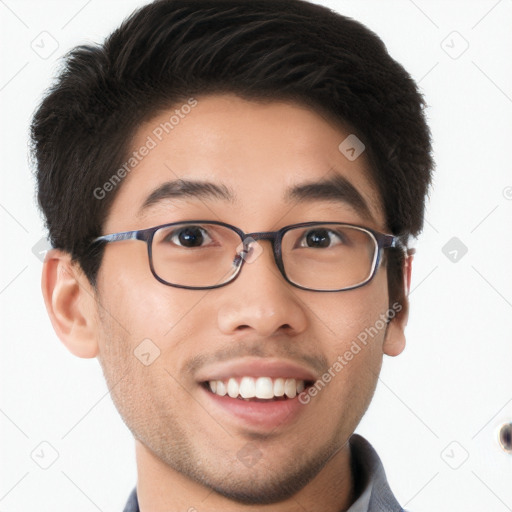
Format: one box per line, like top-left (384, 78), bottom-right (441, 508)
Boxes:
top-left (201, 386), bottom-right (309, 431)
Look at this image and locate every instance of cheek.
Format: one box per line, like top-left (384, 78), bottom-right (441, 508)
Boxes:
top-left (312, 269), bottom-right (389, 348)
top-left (97, 246), bottom-right (217, 344)
top-left (305, 271), bottom-right (390, 407)
top-left (94, 263), bottom-right (214, 440)
top-left (95, 250), bottom-right (223, 419)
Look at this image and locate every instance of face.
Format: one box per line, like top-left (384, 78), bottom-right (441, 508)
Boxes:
top-left (92, 95), bottom-right (404, 503)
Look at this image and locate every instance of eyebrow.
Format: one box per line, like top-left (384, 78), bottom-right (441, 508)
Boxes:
top-left (138, 173), bottom-right (372, 220)
top-left (286, 173), bottom-right (373, 220)
top-left (138, 179), bottom-right (235, 216)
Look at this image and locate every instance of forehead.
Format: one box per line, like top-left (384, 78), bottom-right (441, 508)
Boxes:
top-left (104, 94), bottom-right (385, 232)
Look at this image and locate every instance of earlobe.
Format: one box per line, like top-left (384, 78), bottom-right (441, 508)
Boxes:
top-left (383, 252), bottom-right (413, 357)
top-left (383, 316), bottom-right (407, 356)
top-left (41, 249), bottom-right (99, 358)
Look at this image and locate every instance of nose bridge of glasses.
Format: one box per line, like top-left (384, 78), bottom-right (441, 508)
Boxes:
top-left (240, 231), bottom-right (279, 253)
top-left (243, 231), bottom-right (277, 243)
top-left (246, 231), bottom-right (282, 254)
top-left (235, 231), bottom-right (284, 273)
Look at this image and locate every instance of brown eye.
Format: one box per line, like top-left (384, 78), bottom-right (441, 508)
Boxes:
top-left (165, 226), bottom-right (212, 247)
top-left (299, 228), bottom-right (344, 249)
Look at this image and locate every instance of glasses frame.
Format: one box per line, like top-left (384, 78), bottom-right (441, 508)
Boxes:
top-left (92, 220), bottom-right (399, 292)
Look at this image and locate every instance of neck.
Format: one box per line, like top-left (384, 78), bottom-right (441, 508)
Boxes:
top-left (135, 439), bottom-right (355, 512)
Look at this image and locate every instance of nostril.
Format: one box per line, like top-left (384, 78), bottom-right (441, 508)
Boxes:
top-left (277, 323), bottom-right (293, 333)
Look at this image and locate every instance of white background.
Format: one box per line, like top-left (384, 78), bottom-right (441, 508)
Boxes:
top-left (1, 0), bottom-right (511, 511)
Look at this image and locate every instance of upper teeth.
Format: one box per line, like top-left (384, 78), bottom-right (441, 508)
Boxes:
top-left (209, 377), bottom-right (306, 399)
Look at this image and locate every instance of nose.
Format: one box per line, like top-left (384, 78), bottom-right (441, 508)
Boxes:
top-left (217, 240), bottom-right (308, 337)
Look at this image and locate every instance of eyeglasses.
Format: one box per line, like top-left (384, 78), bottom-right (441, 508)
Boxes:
top-left (92, 221), bottom-right (398, 292)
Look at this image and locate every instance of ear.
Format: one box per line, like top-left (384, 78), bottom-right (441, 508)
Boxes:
top-left (383, 251), bottom-right (414, 357)
top-left (41, 249), bottom-right (99, 358)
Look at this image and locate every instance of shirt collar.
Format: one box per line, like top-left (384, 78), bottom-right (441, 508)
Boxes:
top-left (347, 433), bottom-right (403, 511)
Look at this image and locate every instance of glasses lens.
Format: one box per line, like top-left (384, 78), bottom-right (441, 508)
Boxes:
top-left (151, 223), bottom-right (242, 288)
top-left (281, 224), bottom-right (377, 291)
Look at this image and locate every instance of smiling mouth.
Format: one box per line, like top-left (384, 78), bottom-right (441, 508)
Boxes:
top-left (202, 376), bottom-right (315, 402)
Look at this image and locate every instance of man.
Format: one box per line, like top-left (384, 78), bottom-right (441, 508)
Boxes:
top-left (31, 0), bottom-right (433, 510)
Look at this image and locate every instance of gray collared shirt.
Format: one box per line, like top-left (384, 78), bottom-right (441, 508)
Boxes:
top-left (346, 434), bottom-right (403, 511)
top-left (123, 433), bottom-right (403, 511)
